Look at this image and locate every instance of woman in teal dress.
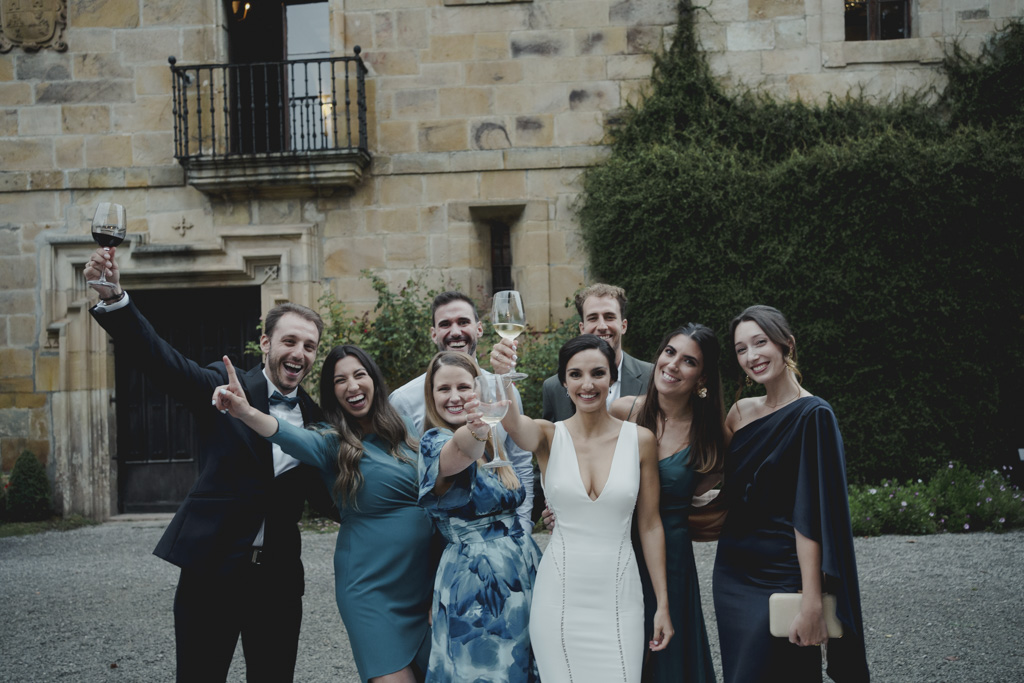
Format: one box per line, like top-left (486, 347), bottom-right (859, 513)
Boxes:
top-left (213, 346), bottom-right (433, 683)
top-left (612, 323), bottom-right (725, 683)
top-left (417, 351), bottom-right (541, 682)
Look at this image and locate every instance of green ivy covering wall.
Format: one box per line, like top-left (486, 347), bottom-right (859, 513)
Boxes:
top-left (576, 6), bottom-right (1024, 482)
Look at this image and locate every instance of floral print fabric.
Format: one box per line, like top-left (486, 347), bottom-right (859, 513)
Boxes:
top-left (419, 428), bottom-right (541, 683)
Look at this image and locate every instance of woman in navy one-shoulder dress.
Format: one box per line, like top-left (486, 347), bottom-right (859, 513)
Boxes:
top-left (713, 306), bottom-right (868, 683)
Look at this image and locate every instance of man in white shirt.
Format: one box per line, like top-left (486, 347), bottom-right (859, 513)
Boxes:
top-left (389, 291), bottom-right (535, 530)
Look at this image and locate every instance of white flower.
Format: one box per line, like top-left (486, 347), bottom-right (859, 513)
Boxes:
top-left (869, 488), bottom-right (877, 495)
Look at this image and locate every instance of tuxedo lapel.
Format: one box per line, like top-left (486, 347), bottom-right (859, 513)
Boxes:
top-left (244, 364), bottom-right (271, 413)
top-left (297, 392), bottom-right (322, 428)
top-left (241, 364), bottom-right (275, 476)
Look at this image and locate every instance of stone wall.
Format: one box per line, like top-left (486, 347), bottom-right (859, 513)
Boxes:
top-left (696, 0), bottom-right (1021, 101)
top-left (0, 0), bottom-right (1017, 518)
top-left (323, 0), bottom-right (680, 322)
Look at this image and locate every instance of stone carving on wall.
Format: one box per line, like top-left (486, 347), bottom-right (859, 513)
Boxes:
top-left (0, 0), bottom-right (68, 53)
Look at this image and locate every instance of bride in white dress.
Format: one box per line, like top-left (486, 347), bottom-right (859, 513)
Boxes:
top-left (499, 334), bottom-right (673, 682)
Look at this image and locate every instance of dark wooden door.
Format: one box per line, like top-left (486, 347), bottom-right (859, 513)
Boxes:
top-left (115, 287), bottom-right (261, 513)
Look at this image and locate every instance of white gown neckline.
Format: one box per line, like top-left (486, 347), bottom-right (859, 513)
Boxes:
top-left (559, 420), bottom-right (628, 503)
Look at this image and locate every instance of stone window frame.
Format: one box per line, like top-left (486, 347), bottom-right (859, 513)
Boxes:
top-left (819, 0), bottom-right (944, 68)
top-left (843, 0), bottom-right (912, 42)
top-left (469, 203), bottom-right (524, 296)
top-left (42, 223), bottom-right (321, 519)
top-left (449, 199), bottom-right (551, 324)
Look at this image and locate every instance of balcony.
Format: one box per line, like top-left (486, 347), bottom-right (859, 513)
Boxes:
top-left (169, 49), bottom-right (370, 198)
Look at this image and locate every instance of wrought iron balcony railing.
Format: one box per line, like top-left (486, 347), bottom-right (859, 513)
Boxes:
top-left (168, 49), bottom-right (370, 195)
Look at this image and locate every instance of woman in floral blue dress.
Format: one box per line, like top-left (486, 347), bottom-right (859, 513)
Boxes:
top-left (418, 351), bottom-right (541, 682)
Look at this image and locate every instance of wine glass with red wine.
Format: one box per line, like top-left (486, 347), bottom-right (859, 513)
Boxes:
top-left (86, 203), bottom-right (126, 287)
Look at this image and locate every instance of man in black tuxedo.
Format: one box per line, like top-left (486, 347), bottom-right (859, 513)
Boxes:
top-left (537, 283), bottom-right (654, 421)
top-left (85, 246), bottom-right (330, 683)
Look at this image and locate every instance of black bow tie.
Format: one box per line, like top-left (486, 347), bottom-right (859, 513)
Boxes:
top-left (270, 391), bottom-right (299, 409)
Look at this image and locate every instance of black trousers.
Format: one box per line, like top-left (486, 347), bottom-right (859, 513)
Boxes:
top-left (173, 563), bottom-right (302, 683)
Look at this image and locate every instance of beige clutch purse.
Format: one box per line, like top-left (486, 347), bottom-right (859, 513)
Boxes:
top-left (768, 593), bottom-right (843, 638)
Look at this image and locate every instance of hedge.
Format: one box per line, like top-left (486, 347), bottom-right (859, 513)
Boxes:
top-left (575, 7), bottom-right (1024, 482)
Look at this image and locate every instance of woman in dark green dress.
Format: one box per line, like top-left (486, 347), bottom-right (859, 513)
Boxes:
top-left (214, 346), bottom-right (433, 683)
top-left (612, 323), bottom-right (725, 683)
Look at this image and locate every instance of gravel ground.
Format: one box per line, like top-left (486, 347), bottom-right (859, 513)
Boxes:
top-left (1, 519), bottom-right (1021, 682)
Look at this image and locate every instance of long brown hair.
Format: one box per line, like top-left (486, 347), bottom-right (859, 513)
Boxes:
top-left (635, 323), bottom-right (725, 475)
top-left (423, 351), bottom-right (520, 491)
top-left (318, 345), bottom-right (416, 506)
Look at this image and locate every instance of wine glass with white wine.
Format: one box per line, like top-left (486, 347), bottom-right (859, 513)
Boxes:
top-left (474, 374), bottom-right (513, 469)
top-left (86, 202), bottom-right (127, 290)
top-left (491, 290), bottom-right (528, 381)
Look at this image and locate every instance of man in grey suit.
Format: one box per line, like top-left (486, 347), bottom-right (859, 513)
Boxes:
top-left (541, 284), bottom-right (653, 421)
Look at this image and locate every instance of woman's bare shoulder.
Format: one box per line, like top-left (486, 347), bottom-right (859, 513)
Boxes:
top-left (725, 397), bottom-right (759, 431)
top-left (610, 395), bottom-right (643, 421)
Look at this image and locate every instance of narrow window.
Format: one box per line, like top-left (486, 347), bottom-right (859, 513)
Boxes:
top-left (490, 221), bottom-right (513, 293)
top-left (845, 0), bottom-right (910, 41)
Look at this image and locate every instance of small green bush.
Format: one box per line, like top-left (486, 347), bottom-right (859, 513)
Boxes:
top-left (5, 451), bottom-right (52, 522)
top-left (849, 462), bottom-right (1024, 535)
top-left (312, 272), bottom-right (447, 398)
top-left (250, 271), bottom-right (571, 415)
top-left (248, 271), bottom-right (449, 402)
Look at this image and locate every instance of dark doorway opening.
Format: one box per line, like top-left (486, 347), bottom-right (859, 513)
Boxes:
top-left (225, 0), bottom-right (331, 154)
top-left (115, 286), bottom-right (262, 513)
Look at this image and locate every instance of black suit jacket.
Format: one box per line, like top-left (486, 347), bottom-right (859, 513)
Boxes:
top-left (91, 299), bottom-right (325, 593)
top-left (541, 351), bottom-right (654, 422)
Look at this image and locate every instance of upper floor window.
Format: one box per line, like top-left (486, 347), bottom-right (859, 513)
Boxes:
top-left (169, 0), bottom-right (369, 196)
top-left (845, 0), bottom-right (910, 41)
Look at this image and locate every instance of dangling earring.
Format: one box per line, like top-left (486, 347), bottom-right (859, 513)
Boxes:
top-left (697, 385), bottom-right (708, 399)
top-left (745, 375), bottom-right (753, 387)
top-left (565, 389), bottom-right (569, 397)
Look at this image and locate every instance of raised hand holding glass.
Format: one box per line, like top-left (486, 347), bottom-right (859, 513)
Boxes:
top-left (87, 203), bottom-right (127, 288)
top-left (491, 290), bottom-right (528, 381)
top-left (474, 374), bottom-right (512, 469)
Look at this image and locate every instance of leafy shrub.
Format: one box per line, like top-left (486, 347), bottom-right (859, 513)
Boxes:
top-left (250, 271), bottom-right (570, 417)
top-left (576, 7), bottom-right (1024, 483)
top-left (5, 451), bottom-right (51, 522)
top-left (248, 271), bottom-right (449, 401)
top-left (313, 272), bottom-right (447, 399)
top-left (848, 462), bottom-right (1024, 535)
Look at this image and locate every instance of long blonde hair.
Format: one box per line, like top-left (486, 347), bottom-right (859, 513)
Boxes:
top-left (423, 351), bottom-right (521, 490)
top-left (319, 345), bottom-right (416, 507)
